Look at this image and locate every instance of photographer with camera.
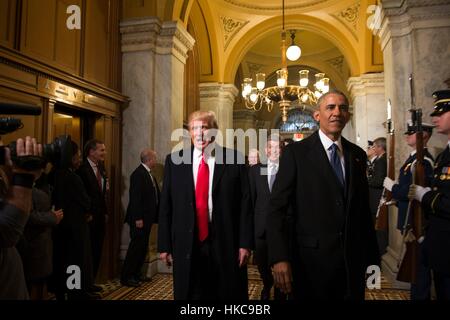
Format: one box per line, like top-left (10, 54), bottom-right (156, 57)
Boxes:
top-left (0, 136), bottom-right (42, 299)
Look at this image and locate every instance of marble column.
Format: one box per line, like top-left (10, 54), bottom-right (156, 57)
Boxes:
top-left (233, 109), bottom-right (257, 132)
top-left (198, 83), bottom-right (238, 148)
top-left (347, 73), bottom-right (386, 149)
top-left (120, 17), bottom-right (194, 276)
top-left (374, 0), bottom-right (450, 288)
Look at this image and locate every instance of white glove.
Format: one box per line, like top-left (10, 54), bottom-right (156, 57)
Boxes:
top-left (408, 184), bottom-right (431, 202)
top-left (383, 177), bottom-right (396, 192)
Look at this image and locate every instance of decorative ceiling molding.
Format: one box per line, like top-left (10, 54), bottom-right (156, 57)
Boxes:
top-left (326, 55), bottom-right (344, 74)
top-left (331, 2), bottom-right (361, 40)
top-left (223, 0), bottom-right (331, 11)
top-left (246, 62), bottom-right (265, 75)
top-left (220, 16), bottom-right (249, 50)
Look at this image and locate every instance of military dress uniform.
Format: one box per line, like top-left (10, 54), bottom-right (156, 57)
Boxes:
top-left (416, 90), bottom-right (450, 300)
top-left (390, 124), bottom-right (434, 300)
top-left (366, 140), bottom-right (375, 178)
top-left (421, 143), bottom-right (450, 299)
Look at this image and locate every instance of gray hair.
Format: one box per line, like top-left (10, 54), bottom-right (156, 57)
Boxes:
top-left (373, 137), bottom-right (386, 151)
top-left (140, 149), bottom-right (156, 163)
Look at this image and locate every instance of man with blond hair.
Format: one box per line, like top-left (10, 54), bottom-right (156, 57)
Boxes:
top-left (158, 110), bottom-right (253, 300)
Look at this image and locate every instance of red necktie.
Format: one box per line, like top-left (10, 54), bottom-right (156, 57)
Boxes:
top-left (195, 154), bottom-right (209, 241)
top-left (95, 165), bottom-right (102, 190)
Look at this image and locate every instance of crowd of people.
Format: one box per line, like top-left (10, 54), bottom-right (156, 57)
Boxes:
top-left (0, 138), bottom-right (109, 300)
top-left (1, 89), bottom-right (449, 300)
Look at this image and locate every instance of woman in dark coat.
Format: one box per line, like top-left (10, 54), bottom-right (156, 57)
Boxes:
top-left (17, 172), bottom-right (63, 299)
top-left (52, 141), bottom-right (93, 300)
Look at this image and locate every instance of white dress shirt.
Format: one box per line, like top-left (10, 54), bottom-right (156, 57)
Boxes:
top-left (142, 163), bottom-right (158, 204)
top-left (267, 160), bottom-right (279, 188)
top-left (318, 129), bottom-right (346, 183)
top-left (193, 147), bottom-right (215, 221)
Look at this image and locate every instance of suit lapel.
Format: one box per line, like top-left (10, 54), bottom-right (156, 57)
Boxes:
top-left (86, 163), bottom-right (102, 194)
top-left (212, 147), bottom-right (225, 193)
top-left (185, 148), bottom-right (195, 200)
top-left (342, 138), bottom-right (354, 209)
top-left (259, 164), bottom-right (271, 194)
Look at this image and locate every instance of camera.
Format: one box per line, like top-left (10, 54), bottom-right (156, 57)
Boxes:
top-left (0, 102), bottom-right (73, 170)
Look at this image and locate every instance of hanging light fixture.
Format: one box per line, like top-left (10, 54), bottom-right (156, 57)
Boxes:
top-left (241, 0), bottom-right (330, 122)
top-left (286, 30), bottom-right (301, 61)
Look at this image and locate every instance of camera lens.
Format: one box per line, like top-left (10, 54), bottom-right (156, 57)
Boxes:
top-left (6, 135), bottom-right (72, 170)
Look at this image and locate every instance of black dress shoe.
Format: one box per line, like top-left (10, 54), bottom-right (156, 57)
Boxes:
top-left (260, 287), bottom-right (271, 300)
top-left (139, 276), bottom-right (152, 282)
top-left (121, 279), bottom-right (140, 287)
top-left (88, 285), bottom-right (103, 292)
top-left (86, 292), bottom-right (102, 300)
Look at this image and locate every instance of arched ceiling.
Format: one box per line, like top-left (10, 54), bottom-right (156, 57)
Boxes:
top-left (138, 0), bottom-right (383, 84)
top-left (222, 0), bottom-right (341, 11)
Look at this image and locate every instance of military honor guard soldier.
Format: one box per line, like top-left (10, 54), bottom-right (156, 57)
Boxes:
top-left (383, 120), bottom-right (435, 300)
top-left (408, 89), bottom-right (450, 300)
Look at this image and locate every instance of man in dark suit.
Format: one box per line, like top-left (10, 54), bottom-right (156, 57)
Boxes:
top-left (158, 110), bottom-right (253, 300)
top-left (409, 89), bottom-right (450, 300)
top-left (266, 90), bottom-right (379, 300)
top-left (249, 135), bottom-right (285, 300)
top-left (77, 139), bottom-right (108, 286)
top-left (121, 149), bottom-right (159, 287)
top-left (368, 137), bottom-right (388, 254)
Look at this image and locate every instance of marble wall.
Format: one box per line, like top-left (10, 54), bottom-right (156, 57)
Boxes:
top-left (198, 82), bottom-right (239, 148)
top-left (120, 17), bottom-right (194, 276)
top-left (347, 73), bottom-right (386, 149)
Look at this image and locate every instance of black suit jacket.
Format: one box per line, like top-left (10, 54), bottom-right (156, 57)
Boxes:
top-left (422, 146), bottom-right (450, 275)
top-left (125, 164), bottom-right (160, 227)
top-left (368, 153), bottom-right (387, 214)
top-left (266, 131), bottom-right (379, 299)
top-left (249, 164), bottom-right (272, 239)
top-left (157, 146), bottom-right (253, 300)
top-left (77, 161), bottom-right (108, 221)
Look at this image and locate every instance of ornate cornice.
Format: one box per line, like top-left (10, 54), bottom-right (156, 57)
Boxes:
top-left (157, 21), bottom-right (195, 63)
top-left (223, 0), bottom-right (330, 11)
top-left (120, 18), bottom-right (195, 63)
top-left (0, 49), bottom-right (127, 106)
top-left (120, 18), bottom-right (161, 52)
top-left (376, 0), bottom-right (450, 50)
top-left (347, 73), bottom-right (385, 98)
top-left (220, 16), bottom-right (249, 50)
top-left (331, 2), bottom-right (361, 40)
top-left (199, 83), bottom-right (239, 104)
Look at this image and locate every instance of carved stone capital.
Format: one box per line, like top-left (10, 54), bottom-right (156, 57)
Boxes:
top-left (347, 72), bottom-right (385, 98)
top-left (120, 18), bottom-right (195, 63)
top-left (120, 17), bottom-right (161, 52)
top-left (199, 83), bottom-right (239, 105)
top-left (156, 21), bottom-right (195, 63)
top-left (376, 0), bottom-right (450, 50)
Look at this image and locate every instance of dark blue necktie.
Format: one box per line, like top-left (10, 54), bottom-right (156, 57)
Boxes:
top-left (329, 143), bottom-right (345, 187)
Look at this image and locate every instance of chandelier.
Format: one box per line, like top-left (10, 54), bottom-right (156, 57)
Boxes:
top-left (241, 0), bottom-right (330, 122)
